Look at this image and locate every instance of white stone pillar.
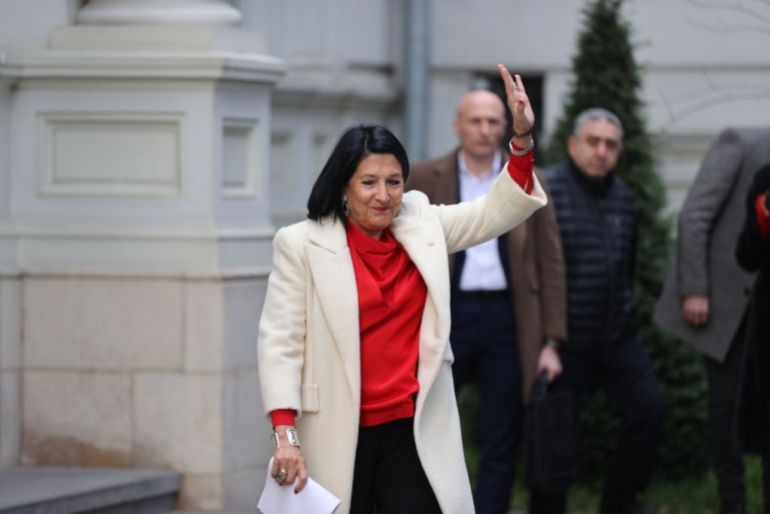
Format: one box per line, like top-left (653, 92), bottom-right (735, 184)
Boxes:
top-left (0, 76), bottom-right (22, 469)
top-left (77, 0), bottom-right (242, 26)
top-left (0, 77), bottom-right (13, 260)
top-left (3, 4), bottom-right (284, 510)
top-left (52, 0), bottom-right (258, 53)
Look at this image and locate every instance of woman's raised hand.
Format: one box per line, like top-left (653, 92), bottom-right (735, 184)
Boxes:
top-left (498, 64), bottom-right (534, 137)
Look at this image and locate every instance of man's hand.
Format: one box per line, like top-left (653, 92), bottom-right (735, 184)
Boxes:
top-left (682, 294), bottom-right (709, 327)
top-left (537, 344), bottom-right (562, 382)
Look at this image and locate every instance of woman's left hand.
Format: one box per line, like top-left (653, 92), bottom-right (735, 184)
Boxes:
top-left (271, 425), bottom-right (308, 493)
top-left (498, 64), bottom-right (535, 137)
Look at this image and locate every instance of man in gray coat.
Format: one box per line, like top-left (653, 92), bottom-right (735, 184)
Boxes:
top-left (655, 127), bottom-right (770, 514)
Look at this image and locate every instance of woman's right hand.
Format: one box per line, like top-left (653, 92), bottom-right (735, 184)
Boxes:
top-left (271, 425), bottom-right (309, 493)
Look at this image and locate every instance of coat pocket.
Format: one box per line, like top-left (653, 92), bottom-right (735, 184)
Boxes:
top-left (301, 384), bottom-right (320, 413)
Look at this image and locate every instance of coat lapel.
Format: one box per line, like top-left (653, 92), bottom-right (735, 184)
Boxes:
top-left (305, 219), bottom-right (361, 405)
top-left (391, 202), bottom-right (452, 395)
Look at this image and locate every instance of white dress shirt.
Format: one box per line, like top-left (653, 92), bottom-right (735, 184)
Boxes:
top-left (457, 150), bottom-right (508, 291)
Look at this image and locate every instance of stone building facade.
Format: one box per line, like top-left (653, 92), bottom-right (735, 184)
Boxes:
top-left (1, 0), bottom-right (769, 510)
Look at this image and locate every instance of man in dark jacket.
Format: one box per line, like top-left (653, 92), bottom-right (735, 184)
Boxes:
top-left (530, 107), bottom-right (664, 514)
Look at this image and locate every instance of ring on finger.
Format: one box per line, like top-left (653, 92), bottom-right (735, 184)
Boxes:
top-left (276, 468), bottom-right (287, 482)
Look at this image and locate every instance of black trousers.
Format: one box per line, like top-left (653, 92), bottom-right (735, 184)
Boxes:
top-left (706, 316), bottom-right (750, 510)
top-left (450, 295), bottom-right (521, 514)
top-left (349, 417), bottom-right (441, 514)
top-left (705, 313), bottom-right (770, 512)
top-left (529, 336), bottom-right (665, 514)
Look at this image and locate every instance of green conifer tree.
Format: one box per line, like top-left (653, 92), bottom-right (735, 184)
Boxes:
top-left (545, 0), bottom-right (709, 478)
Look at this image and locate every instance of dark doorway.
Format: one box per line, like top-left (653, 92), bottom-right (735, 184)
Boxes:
top-left (475, 72), bottom-right (544, 166)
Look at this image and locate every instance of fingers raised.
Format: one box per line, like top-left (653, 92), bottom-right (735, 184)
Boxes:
top-left (497, 64), bottom-right (534, 132)
top-left (498, 64), bottom-right (515, 98)
top-left (514, 73), bottom-right (526, 94)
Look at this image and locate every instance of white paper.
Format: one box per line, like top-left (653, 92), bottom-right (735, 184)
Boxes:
top-left (257, 458), bottom-right (341, 514)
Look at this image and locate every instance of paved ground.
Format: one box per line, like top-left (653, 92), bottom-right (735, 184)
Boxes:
top-left (0, 467), bottom-right (527, 514)
top-left (0, 467), bottom-right (179, 513)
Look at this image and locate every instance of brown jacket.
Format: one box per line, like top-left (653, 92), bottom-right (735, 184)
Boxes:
top-left (406, 148), bottom-right (567, 398)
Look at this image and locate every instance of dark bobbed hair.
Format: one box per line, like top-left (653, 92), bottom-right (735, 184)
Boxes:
top-left (307, 124), bottom-right (409, 222)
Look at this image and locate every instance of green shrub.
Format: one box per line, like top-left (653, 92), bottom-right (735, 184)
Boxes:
top-left (544, 0), bottom-right (709, 479)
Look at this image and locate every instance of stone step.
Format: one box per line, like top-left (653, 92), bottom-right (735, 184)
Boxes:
top-left (0, 467), bottom-right (180, 514)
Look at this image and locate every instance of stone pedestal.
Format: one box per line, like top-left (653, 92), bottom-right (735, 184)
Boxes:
top-left (0, 1), bottom-right (285, 510)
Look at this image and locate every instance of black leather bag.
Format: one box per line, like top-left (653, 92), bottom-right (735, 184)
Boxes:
top-left (524, 372), bottom-right (577, 492)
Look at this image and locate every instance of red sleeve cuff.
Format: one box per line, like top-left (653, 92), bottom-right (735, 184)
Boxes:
top-left (270, 409), bottom-right (296, 428)
top-left (506, 144), bottom-right (535, 195)
top-left (756, 193), bottom-right (770, 237)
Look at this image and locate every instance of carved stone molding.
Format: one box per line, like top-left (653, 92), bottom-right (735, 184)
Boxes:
top-left (77, 0), bottom-right (242, 26)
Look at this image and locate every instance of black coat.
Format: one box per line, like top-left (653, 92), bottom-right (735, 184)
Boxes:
top-left (736, 163), bottom-right (770, 348)
top-left (735, 162), bottom-right (770, 451)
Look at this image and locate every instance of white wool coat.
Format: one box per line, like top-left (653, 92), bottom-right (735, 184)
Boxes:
top-left (258, 166), bottom-right (547, 513)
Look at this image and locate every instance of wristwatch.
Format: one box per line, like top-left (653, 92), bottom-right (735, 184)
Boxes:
top-left (271, 427), bottom-right (301, 449)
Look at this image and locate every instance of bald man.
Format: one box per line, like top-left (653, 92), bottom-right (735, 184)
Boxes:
top-left (407, 90), bottom-right (567, 514)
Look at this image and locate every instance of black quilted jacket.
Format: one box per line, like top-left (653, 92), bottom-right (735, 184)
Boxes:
top-left (545, 160), bottom-right (638, 350)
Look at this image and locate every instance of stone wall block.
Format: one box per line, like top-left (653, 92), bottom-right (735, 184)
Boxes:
top-left (223, 280), bottom-right (263, 370)
top-left (22, 370), bottom-right (132, 466)
top-left (184, 281), bottom-right (224, 373)
top-left (223, 468), bottom-right (263, 512)
top-left (24, 278), bottom-right (184, 370)
top-left (178, 473), bottom-right (224, 511)
top-left (223, 370), bottom-right (263, 472)
top-left (0, 278), bottom-right (21, 370)
top-left (133, 372), bottom-right (223, 474)
top-left (0, 371), bottom-right (21, 465)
